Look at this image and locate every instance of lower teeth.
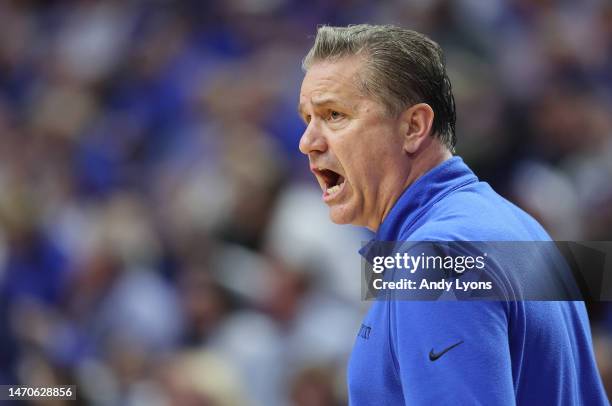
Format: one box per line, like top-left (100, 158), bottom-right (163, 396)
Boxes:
top-left (327, 184), bottom-right (340, 194)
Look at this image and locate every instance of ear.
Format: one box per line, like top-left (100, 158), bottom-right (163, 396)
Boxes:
top-left (400, 103), bottom-right (435, 154)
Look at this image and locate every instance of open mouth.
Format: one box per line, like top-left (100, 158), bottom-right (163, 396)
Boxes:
top-left (314, 168), bottom-right (346, 199)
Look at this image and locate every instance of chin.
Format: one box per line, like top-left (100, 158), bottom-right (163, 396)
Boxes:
top-left (329, 215), bottom-right (349, 225)
top-left (328, 205), bottom-right (358, 226)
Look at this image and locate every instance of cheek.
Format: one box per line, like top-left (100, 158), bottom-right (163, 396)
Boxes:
top-left (354, 157), bottom-right (398, 204)
top-left (345, 141), bottom-right (385, 182)
top-left (343, 160), bottom-right (378, 207)
top-left (357, 164), bottom-right (381, 198)
top-left (336, 121), bottom-right (398, 189)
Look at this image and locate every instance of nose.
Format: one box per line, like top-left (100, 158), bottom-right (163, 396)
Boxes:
top-left (299, 121), bottom-right (327, 155)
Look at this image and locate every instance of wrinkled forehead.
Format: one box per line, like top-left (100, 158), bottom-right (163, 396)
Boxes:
top-left (299, 57), bottom-right (367, 108)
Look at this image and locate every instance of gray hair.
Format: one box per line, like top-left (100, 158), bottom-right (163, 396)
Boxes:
top-left (302, 24), bottom-right (456, 151)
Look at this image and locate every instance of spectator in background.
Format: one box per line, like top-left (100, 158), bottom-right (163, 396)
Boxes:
top-left (0, 1), bottom-right (610, 404)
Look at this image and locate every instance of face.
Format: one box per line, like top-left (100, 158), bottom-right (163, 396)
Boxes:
top-left (298, 57), bottom-right (410, 231)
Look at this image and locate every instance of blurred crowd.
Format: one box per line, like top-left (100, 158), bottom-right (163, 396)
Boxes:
top-left (0, 0), bottom-right (611, 405)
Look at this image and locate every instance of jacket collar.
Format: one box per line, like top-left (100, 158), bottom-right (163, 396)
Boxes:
top-left (374, 156), bottom-right (478, 241)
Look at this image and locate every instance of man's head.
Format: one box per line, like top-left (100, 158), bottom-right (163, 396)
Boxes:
top-left (298, 24), bottom-right (455, 231)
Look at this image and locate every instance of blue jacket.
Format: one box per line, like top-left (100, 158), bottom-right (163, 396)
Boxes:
top-left (348, 157), bottom-right (609, 405)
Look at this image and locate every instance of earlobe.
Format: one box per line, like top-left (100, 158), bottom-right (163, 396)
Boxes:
top-left (402, 103), bottom-right (435, 154)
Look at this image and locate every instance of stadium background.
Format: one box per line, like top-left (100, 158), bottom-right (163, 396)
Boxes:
top-left (0, 0), bottom-right (610, 404)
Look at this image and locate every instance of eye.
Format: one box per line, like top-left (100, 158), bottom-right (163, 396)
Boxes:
top-left (328, 110), bottom-right (345, 122)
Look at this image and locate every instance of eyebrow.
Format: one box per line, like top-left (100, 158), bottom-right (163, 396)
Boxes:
top-left (297, 96), bottom-right (346, 117)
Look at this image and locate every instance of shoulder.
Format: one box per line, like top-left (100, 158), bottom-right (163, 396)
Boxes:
top-left (402, 181), bottom-right (551, 241)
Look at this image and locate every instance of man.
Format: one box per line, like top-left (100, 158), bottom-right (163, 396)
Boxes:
top-left (297, 25), bottom-right (609, 405)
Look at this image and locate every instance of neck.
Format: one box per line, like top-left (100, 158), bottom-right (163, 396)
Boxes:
top-left (368, 141), bottom-right (452, 232)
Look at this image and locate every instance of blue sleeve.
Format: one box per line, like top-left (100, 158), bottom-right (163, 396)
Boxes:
top-left (390, 300), bottom-right (516, 404)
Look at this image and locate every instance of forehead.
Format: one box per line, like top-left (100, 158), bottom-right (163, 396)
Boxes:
top-left (299, 57), bottom-right (366, 109)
